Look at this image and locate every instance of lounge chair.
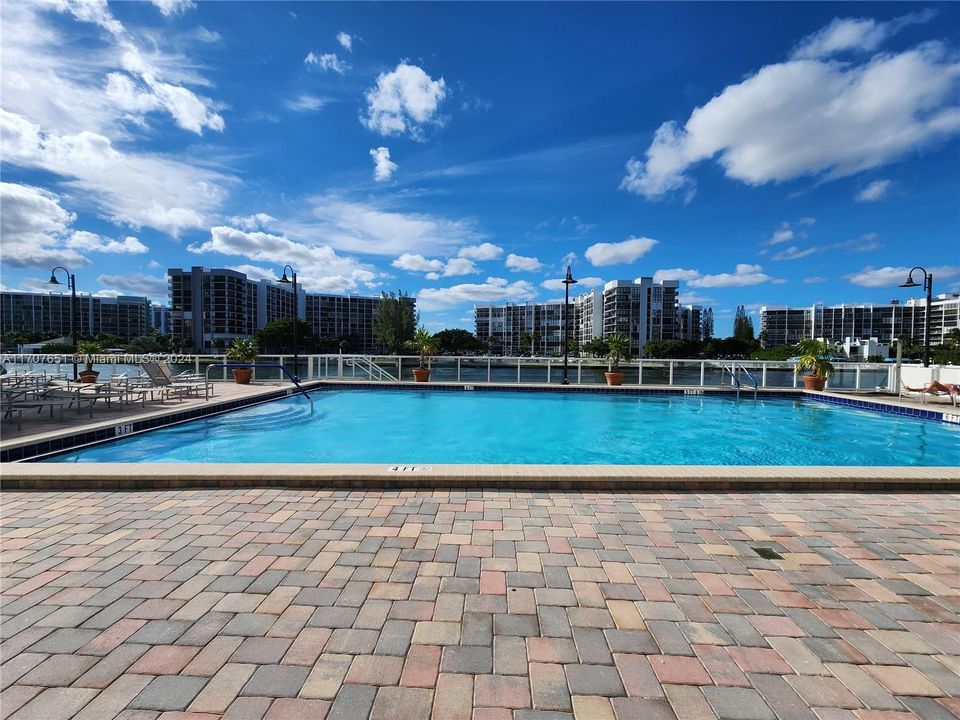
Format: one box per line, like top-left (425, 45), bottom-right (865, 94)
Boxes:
top-left (899, 381), bottom-right (959, 406)
top-left (156, 360), bottom-right (214, 397)
top-left (139, 363), bottom-right (205, 401)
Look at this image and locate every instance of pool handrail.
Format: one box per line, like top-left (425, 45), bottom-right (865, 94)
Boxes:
top-left (204, 363), bottom-right (313, 411)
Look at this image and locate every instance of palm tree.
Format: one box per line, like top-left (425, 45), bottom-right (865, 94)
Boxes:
top-left (606, 333), bottom-right (632, 371)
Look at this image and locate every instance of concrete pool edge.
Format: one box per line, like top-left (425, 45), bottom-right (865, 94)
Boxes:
top-left (1, 462), bottom-right (956, 491)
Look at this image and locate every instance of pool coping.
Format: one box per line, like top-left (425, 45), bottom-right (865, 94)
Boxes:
top-left (2, 381), bottom-right (957, 490)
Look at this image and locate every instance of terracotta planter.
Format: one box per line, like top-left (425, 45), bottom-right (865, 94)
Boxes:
top-left (412, 367), bottom-right (431, 383)
top-left (605, 371), bottom-right (624, 386)
top-left (232, 368), bottom-right (254, 385)
top-left (802, 375), bottom-right (826, 391)
top-left (77, 370), bottom-right (99, 384)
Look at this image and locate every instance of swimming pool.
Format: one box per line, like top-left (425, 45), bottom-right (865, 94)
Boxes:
top-left (45, 389), bottom-right (960, 466)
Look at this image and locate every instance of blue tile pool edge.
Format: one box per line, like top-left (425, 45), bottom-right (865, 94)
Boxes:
top-left (5, 382), bottom-right (956, 464)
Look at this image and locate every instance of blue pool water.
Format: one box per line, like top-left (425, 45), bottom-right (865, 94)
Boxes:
top-left (46, 389), bottom-right (960, 466)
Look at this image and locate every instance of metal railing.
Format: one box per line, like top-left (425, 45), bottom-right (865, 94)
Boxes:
top-left (205, 362), bottom-right (313, 411)
top-left (6, 353), bottom-right (941, 393)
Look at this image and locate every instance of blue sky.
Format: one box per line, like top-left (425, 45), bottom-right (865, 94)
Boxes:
top-left (1, 1), bottom-right (958, 336)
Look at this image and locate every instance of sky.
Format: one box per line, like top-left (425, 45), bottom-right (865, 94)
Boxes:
top-left (1, 1), bottom-right (958, 337)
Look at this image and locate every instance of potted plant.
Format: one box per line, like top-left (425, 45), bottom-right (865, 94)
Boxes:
top-left (794, 338), bottom-right (835, 391)
top-left (605, 332), bottom-right (632, 386)
top-left (77, 340), bottom-right (104, 383)
top-left (225, 337), bottom-right (258, 384)
top-left (407, 327), bottom-right (437, 382)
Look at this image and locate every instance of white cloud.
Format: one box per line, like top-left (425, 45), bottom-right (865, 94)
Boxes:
top-left (585, 236), bottom-right (658, 266)
top-left (791, 10), bottom-right (937, 60)
top-left (416, 277), bottom-right (537, 311)
top-left (97, 272), bottom-right (168, 299)
top-left (844, 265), bottom-right (959, 288)
top-left (856, 179), bottom-right (892, 202)
top-left (227, 213), bottom-right (275, 231)
top-left (226, 264), bottom-right (278, 282)
top-left (150, 0), bottom-right (196, 17)
top-left (505, 254), bottom-right (543, 272)
top-left (286, 94), bottom-right (325, 112)
top-left (441, 258), bottom-right (478, 277)
top-left (458, 243), bottom-right (503, 261)
top-left (278, 195), bottom-right (483, 257)
top-left (1, 2), bottom-right (224, 138)
top-left (362, 62), bottom-right (447, 139)
top-left (190, 226), bottom-right (378, 294)
top-left (684, 264), bottom-right (781, 288)
top-left (392, 254), bottom-right (444, 273)
top-left (678, 292), bottom-right (715, 305)
top-left (652, 268), bottom-right (701, 284)
top-left (0, 181), bottom-right (88, 268)
top-left (542, 276), bottom-right (603, 291)
top-left (769, 228), bottom-right (795, 245)
top-left (1, 109), bottom-right (228, 235)
top-left (621, 36), bottom-right (960, 200)
top-left (369, 146), bottom-right (398, 182)
top-left (65, 231), bottom-right (148, 254)
top-left (771, 246), bottom-right (819, 261)
top-left (304, 52), bottom-right (350, 74)
top-left (337, 32), bottom-right (352, 51)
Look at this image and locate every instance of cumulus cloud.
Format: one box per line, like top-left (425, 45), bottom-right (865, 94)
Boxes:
top-left (369, 146), bottom-right (398, 181)
top-left (668, 264), bottom-right (782, 288)
top-left (856, 179), bottom-right (892, 202)
top-left (0, 181), bottom-right (88, 268)
top-left (652, 268), bottom-right (702, 284)
top-left (392, 254), bottom-right (444, 273)
top-left (585, 236), bottom-right (658, 266)
top-left (97, 272), bottom-right (168, 299)
top-left (1, 109), bottom-right (227, 235)
top-left (304, 52), bottom-right (350, 74)
top-left (458, 243), bottom-right (503, 261)
top-left (790, 9), bottom-right (937, 60)
top-left (542, 276), bottom-right (603, 291)
top-left (362, 62), bottom-right (447, 139)
top-left (278, 195), bottom-right (483, 257)
top-left (844, 265), bottom-right (959, 288)
top-left (190, 226), bottom-right (378, 294)
top-left (621, 28), bottom-right (959, 201)
top-left (337, 32), bottom-right (352, 51)
top-left (416, 277), bottom-right (537, 310)
top-left (226, 264), bottom-right (280, 282)
top-left (505, 254), bottom-right (543, 272)
top-left (65, 231), bottom-right (148, 254)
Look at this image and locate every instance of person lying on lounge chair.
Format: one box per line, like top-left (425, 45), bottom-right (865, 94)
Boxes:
top-left (904, 381), bottom-right (956, 394)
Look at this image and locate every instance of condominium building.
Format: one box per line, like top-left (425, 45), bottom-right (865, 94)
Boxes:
top-left (168, 267), bottom-right (303, 351)
top-left (0, 292), bottom-right (151, 341)
top-left (168, 267), bottom-right (412, 353)
top-left (679, 304), bottom-right (704, 342)
top-left (760, 294), bottom-right (960, 347)
top-left (475, 278), bottom-right (682, 356)
top-left (305, 294), bottom-right (415, 353)
top-left (151, 305), bottom-right (171, 334)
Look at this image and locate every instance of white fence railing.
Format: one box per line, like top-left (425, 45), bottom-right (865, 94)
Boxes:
top-left (5, 353), bottom-right (957, 391)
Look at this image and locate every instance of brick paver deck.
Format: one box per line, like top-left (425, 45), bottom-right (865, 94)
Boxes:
top-left (1, 490), bottom-right (957, 719)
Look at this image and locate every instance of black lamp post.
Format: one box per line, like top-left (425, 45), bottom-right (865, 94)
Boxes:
top-left (48, 266), bottom-right (78, 381)
top-left (899, 266), bottom-right (933, 368)
top-left (278, 265), bottom-right (299, 381)
top-left (562, 265), bottom-right (578, 385)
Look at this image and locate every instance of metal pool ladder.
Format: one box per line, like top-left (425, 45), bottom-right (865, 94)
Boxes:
top-left (344, 356), bottom-right (398, 382)
top-left (724, 363), bottom-right (758, 401)
top-left (205, 363), bottom-right (313, 413)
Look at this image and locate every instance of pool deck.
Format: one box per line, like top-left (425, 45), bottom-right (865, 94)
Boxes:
top-left (0, 488), bottom-right (957, 719)
top-left (1, 382), bottom-right (957, 489)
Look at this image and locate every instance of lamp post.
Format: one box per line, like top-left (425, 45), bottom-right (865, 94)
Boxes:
top-left (278, 265), bottom-right (299, 381)
top-left (48, 266), bottom-right (78, 381)
top-left (562, 265), bottom-right (578, 385)
top-left (899, 266), bottom-right (933, 368)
